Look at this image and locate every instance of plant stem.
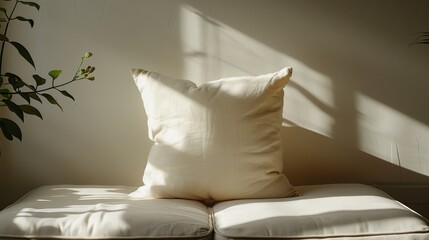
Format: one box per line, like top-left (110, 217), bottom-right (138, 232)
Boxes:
top-left (7, 60), bottom-right (87, 95)
top-left (8, 77), bottom-right (84, 95)
top-left (0, 0), bottom-right (19, 76)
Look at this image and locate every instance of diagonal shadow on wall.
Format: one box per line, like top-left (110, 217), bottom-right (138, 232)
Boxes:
top-left (182, 0), bottom-right (429, 187)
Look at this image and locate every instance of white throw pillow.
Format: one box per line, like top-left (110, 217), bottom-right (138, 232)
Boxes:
top-left (130, 67), bottom-right (296, 201)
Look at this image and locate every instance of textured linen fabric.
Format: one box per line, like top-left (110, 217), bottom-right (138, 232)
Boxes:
top-left (130, 68), bottom-right (296, 201)
top-left (213, 184), bottom-right (429, 240)
top-left (0, 185), bottom-right (212, 239)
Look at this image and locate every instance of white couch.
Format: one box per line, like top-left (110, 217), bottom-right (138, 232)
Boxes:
top-left (1, 183), bottom-right (428, 240)
top-left (3, 69), bottom-right (428, 239)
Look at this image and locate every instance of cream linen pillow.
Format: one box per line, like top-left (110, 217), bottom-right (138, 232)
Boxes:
top-left (130, 68), bottom-right (296, 201)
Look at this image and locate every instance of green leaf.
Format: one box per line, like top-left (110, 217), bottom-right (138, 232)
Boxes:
top-left (33, 74), bottom-right (46, 86)
top-left (9, 41), bottom-right (35, 69)
top-left (28, 92), bottom-right (42, 103)
top-left (0, 122), bottom-right (13, 141)
top-left (0, 121), bottom-right (13, 140)
top-left (0, 89), bottom-right (11, 100)
top-left (2, 99), bottom-right (24, 121)
top-left (0, 7), bottom-right (7, 14)
top-left (41, 93), bottom-right (62, 111)
top-left (20, 105), bottom-right (43, 119)
top-left (87, 76), bottom-right (95, 81)
top-left (59, 90), bottom-right (75, 101)
top-left (0, 118), bottom-right (22, 141)
top-left (18, 1), bottom-right (40, 10)
top-left (6, 72), bottom-right (25, 90)
top-left (5, 73), bottom-right (36, 93)
top-left (19, 93), bottom-right (31, 104)
top-left (5, 73), bottom-right (36, 94)
top-left (48, 70), bottom-right (62, 80)
top-left (15, 16), bottom-right (34, 28)
top-left (0, 34), bottom-right (9, 41)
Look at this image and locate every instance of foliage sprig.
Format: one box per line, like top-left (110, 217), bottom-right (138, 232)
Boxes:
top-left (0, 0), bottom-right (95, 142)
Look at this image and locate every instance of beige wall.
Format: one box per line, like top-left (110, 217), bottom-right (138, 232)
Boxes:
top-left (1, 0), bottom-right (429, 209)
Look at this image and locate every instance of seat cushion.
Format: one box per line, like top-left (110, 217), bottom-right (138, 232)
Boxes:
top-left (0, 185), bottom-right (212, 239)
top-left (213, 184), bottom-right (429, 240)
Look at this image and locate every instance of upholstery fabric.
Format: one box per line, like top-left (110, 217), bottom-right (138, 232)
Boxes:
top-left (212, 184), bottom-right (429, 239)
top-left (130, 68), bottom-right (296, 201)
top-left (0, 185), bottom-right (212, 239)
top-left (1, 184), bottom-right (428, 240)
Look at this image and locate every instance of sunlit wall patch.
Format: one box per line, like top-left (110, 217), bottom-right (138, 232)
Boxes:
top-left (356, 93), bottom-right (429, 176)
top-left (179, 4), bottom-right (335, 138)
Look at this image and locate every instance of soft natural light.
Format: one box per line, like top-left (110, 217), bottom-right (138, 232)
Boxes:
top-left (12, 187), bottom-right (131, 236)
top-left (51, 187), bottom-right (126, 200)
top-left (172, 3), bottom-right (429, 178)
top-left (356, 93), bottom-right (429, 175)
top-left (179, 5), bottom-right (335, 137)
top-left (215, 195), bottom-right (398, 229)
